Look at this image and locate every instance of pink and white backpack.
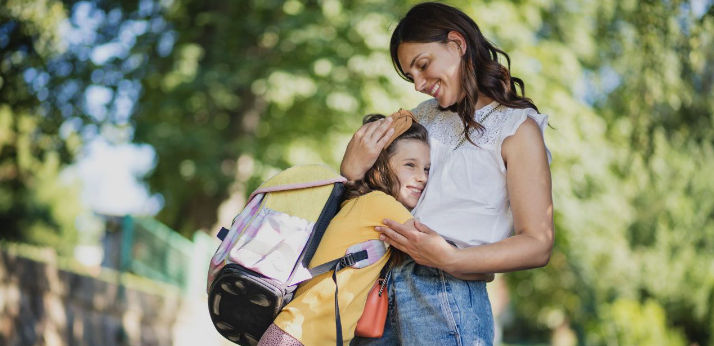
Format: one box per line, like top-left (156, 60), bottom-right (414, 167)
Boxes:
top-left (207, 165), bottom-right (388, 346)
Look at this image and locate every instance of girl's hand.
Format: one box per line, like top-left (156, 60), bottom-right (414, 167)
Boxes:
top-left (377, 218), bottom-right (457, 270)
top-left (340, 117), bottom-right (395, 181)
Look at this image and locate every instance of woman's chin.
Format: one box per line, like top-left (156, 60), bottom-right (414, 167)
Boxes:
top-left (436, 96), bottom-right (454, 108)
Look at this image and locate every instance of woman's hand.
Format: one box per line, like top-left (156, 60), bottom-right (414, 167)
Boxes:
top-left (340, 117), bottom-right (395, 181)
top-left (379, 219), bottom-right (496, 281)
top-left (377, 218), bottom-right (458, 270)
top-left (379, 219), bottom-right (495, 281)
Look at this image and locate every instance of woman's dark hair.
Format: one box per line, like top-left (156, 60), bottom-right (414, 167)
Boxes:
top-left (343, 113), bottom-right (429, 202)
top-left (390, 2), bottom-right (538, 145)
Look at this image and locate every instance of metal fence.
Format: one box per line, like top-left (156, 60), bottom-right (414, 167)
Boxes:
top-left (117, 216), bottom-right (218, 296)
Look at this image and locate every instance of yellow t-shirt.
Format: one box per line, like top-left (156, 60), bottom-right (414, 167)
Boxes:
top-left (272, 191), bottom-right (413, 346)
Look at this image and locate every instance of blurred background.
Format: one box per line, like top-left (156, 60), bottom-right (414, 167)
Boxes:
top-left (1, 0), bottom-right (713, 345)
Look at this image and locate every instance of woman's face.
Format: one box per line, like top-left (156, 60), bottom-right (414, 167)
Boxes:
top-left (397, 38), bottom-right (465, 108)
top-left (389, 140), bottom-right (430, 210)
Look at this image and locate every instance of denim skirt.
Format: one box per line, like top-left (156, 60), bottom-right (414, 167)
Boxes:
top-left (352, 258), bottom-right (494, 346)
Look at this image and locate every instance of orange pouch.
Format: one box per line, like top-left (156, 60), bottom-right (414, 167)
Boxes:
top-left (355, 278), bottom-right (388, 338)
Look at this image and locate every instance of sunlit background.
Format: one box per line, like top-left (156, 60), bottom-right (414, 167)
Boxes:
top-left (1, 0), bottom-right (713, 345)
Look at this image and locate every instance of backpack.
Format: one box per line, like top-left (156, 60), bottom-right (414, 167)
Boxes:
top-left (207, 164), bottom-right (388, 346)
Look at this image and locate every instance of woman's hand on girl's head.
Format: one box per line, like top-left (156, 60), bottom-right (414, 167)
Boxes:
top-left (340, 117), bottom-right (395, 181)
top-left (376, 218), bottom-right (458, 270)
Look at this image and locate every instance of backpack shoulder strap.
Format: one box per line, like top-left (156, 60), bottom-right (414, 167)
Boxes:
top-left (305, 250), bottom-right (369, 279)
top-left (305, 240), bottom-right (389, 346)
top-left (288, 239), bottom-right (388, 285)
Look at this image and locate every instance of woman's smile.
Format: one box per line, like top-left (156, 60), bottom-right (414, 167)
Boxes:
top-left (428, 81), bottom-right (441, 97)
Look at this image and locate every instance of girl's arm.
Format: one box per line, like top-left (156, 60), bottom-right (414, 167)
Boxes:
top-left (377, 118), bottom-right (554, 274)
top-left (340, 117), bottom-right (395, 181)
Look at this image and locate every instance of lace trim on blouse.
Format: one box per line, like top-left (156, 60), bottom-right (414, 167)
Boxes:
top-left (413, 99), bottom-right (513, 148)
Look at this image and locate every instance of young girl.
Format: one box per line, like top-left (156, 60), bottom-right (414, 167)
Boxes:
top-left (344, 3), bottom-right (554, 345)
top-left (257, 110), bottom-right (432, 346)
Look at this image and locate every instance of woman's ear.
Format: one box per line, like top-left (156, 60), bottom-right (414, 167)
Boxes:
top-left (447, 31), bottom-right (467, 56)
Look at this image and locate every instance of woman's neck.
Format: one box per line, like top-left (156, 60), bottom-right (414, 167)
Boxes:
top-left (475, 94), bottom-right (495, 110)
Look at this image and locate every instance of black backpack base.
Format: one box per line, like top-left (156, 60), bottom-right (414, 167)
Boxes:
top-left (208, 264), bottom-right (295, 346)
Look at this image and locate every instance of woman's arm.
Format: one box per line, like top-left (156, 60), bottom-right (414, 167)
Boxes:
top-left (377, 118), bottom-right (554, 274)
top-left (396, 219), bottom-right (495, 281)
top-left (340, 117), bottom-right (395, 181)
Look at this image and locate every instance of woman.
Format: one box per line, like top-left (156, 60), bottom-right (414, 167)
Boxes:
top-left (343, 3), bottom-right (554, 345)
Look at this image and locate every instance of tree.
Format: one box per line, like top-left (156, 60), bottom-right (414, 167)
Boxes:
top-left (131, 0), bottom-right (425, 235)
top-left (2, 0), bottom-right (712, 344)
top-left (0, 0), bottom-right (84, 255)
top-left (478, 0), bottom-right (714, 344)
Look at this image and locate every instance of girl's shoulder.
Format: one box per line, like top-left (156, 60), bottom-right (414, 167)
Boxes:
top-left (355, 190), bottom-right (398, 205)
top-left (351, 191), bottom-right (413, 223)
top-left (343, 190), bottom-right (394, 208)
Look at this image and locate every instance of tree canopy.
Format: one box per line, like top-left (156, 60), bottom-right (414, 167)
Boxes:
top-left (1, 0), bottom-right (712, 344)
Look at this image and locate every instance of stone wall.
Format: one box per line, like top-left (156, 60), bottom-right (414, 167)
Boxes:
top-left (0, 249), bottom-right (230, 346)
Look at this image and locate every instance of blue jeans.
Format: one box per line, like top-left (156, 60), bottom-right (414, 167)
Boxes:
top-left (352, 258), bottom-right (494, 346)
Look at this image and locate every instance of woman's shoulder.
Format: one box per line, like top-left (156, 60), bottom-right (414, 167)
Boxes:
top-left (493, 106), bottom-right (552, 170)
top-left (496, 106), bottom-right (549, 142)
top-left (478, 105), bottom-right (543, 142)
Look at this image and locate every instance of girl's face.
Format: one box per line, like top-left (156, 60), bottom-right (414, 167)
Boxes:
top-left (389, 140), bottom-right (430, 210)
top-left (397, 37), bottom-right (465, 108)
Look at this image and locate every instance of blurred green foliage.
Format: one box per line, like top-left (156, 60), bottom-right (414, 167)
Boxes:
top-left (1, 0), bottom-right (713, 344)
top-left (0, 0), bottom-right (83, 255)
top-left (131, 0), bottom-right (428, 235)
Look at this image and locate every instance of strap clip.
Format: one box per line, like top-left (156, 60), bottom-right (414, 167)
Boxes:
top-left (340, 253), bottom-right (357, 267)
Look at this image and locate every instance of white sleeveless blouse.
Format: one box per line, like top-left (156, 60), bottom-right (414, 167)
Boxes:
top-left (410, 99), bottom-right (552, 248)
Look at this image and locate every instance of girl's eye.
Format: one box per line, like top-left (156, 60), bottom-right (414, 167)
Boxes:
top-left (405, 163), bottom-right (415, 168)
top-left (420, 63), bottom-right (428, 71)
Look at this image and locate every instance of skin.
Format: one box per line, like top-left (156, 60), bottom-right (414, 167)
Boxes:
top-left (397, 31), bottom-right (495, 110)
top-left (388, 139), bottom-right (431, 210)
top-left (341, 117), bottom-right (395, 181)
top-left (342, 31), bottom-right (554, 278)
top-left (397, 35), bottom-right (464, 108)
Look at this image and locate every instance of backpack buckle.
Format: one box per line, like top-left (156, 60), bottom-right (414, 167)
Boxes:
top-left (340, 254), bottom-right (357, 267)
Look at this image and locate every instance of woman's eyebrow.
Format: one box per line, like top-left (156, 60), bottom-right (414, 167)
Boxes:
top-left (409, 53), bottom-right (425, 68)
